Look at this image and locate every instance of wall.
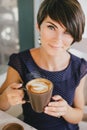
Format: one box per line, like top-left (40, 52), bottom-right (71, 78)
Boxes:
top-left (33, 0), bottom-right (42, 48)
top-left (18, 0), bottom-right (34, 51)
top-left (78, 0), bottom-right (87, 38)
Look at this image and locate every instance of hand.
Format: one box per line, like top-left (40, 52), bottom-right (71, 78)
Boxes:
top-left (2, 83), bottom-right (25, 106)
top-left (44, 95), bottom-right (68, 118)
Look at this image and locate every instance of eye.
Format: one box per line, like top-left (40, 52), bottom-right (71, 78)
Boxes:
top-left (47, 25), bottom-right (55, 30)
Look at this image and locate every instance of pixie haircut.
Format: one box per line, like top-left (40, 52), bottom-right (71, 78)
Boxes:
top-left (37, 0), bottom-right (85, 43)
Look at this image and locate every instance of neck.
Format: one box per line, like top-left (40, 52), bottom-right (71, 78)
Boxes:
top-left (39, 48), bottom-right (70, 71)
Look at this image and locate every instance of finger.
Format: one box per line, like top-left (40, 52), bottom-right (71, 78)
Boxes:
top-left (20, 100), bottom-right (26, 104)
top-left (7, 89), bottom-right (23, 98)
top-left (15, 99), bottom-right (26, 105)
top-left (9, 83), bottom-right (23, 89)
top-left (48, 100), bottom-right (66, 107)
top-left (45, 105), bottom-right (66, 113)
top-left (10, 97), bottom-right (26, 106)
top-left (7, 89), bottom-right (24, 104)
top-left (44, 110), bottom-right (58, 117)
top-left (44, 108), bottom-right (63, 117)
top-left (52, 95), bottom-right (62, 101)
top-left (44, 107), bottom-right (66, 117)
top-left (16, 89), bottom-right (24, 97)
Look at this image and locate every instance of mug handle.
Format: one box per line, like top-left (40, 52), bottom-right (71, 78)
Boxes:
top-left (20, 84), bottom-right (30, 103)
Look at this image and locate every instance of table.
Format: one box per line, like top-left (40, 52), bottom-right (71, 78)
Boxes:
top-left (0, 110), bottom-right (36, 130)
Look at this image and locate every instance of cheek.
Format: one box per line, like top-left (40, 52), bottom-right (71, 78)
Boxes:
top-left (40, 31), bottom-right (53, 43)
top-left (64, 36), bottom-right (73, 46)
top-left (62, 36), bottom-right (73, 50)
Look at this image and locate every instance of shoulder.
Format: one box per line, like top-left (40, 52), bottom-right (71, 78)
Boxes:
top-left (8, 49), bottom-right (31, 81)
top-left (70, 53), bottom-right (87, 78)
top-left (8, 49), bottom-right (29, 62)
top-left (12, 49), bottom-right (29, 57)
top-left (71, 53), bottom-right (87, 67)
top-left (8, 49), bottom-right (30, 71)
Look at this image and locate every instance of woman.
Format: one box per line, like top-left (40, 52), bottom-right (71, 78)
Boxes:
top-left (0, 0), bottom-right (87, 129)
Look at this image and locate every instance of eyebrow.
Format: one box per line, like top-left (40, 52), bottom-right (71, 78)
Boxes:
top-left (46, 22), bottom-right (58, 29)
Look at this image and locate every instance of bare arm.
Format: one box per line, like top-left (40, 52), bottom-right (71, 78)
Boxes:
top-left (62, 75), bottom-right (85, 123)
top-left (0, 66), bottom-right (25, 111)
top-left (44, 75), bottom-right (86, 124)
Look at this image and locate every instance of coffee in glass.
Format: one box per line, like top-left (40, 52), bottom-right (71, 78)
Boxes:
top-left (26, 78), bottom-right (53, 113)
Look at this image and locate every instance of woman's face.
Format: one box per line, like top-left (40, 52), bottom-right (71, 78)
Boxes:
top-left (37, 16), bottom-right (74, 55)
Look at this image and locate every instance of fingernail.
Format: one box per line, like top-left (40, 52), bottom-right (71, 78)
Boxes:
top-left (48, 103), bottom-right (51, 106)
top-left (19, 83), bottom-right (23, 87)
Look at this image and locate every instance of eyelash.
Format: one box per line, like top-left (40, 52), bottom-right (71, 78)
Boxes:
top-left (47, 25), bottom-right (71, 36)
top-left (47, 25), bottom-right (55, 30)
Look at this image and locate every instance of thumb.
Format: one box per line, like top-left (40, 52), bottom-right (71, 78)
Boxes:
top-left (9, 83), bottom-right (23, 89)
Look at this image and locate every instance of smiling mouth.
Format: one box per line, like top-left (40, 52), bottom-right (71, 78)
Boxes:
top-left (49, 44), bottom-right (63, 49)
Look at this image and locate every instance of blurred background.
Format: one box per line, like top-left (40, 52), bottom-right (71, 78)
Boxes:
top-left (0, 0), bottom-right (19, 73)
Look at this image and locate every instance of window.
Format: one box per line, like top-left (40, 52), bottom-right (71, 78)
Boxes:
top-left (0, 0), bottom-right (19, 74)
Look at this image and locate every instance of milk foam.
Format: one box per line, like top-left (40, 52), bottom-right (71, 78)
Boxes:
top-left (31, 82), bottom-right (48, 91)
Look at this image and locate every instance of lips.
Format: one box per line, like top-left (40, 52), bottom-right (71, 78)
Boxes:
top-left (49, 44), bottom-right (63, 49)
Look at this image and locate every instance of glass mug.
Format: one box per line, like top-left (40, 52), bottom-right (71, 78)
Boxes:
top-left (2, 123), bottom-right (24, 130)
top-left (23, 78), bottom-right (53, 113)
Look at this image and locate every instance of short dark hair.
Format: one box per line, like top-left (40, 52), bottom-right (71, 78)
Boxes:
top-left (37, 0), bottom-right (85, 43)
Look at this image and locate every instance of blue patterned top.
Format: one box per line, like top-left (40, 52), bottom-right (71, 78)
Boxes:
top-left (8, 49), bottom-right (87, 130)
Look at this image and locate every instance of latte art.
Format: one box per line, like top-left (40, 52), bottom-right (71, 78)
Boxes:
top-left (26, 78), bottom-right (53, 112)
top-left (30, 82), bottom-right (48, 93)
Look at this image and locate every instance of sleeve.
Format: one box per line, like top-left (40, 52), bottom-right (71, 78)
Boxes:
top-left (8, 53), bottom-right (24, 81)
top-left (80, 58), bottom-right (87, 79)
